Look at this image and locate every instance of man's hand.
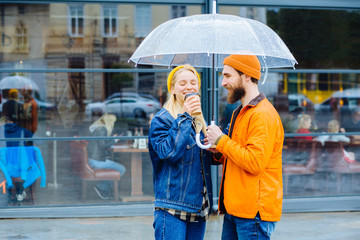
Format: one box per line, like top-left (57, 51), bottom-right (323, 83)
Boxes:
top-left (206, 124), bottom-right (224, 146)
top-left (203, 137), bottom-right (219, 153)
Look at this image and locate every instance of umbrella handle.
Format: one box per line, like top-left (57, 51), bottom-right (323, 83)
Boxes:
top-left (196, 120), bottom-right (215, 149)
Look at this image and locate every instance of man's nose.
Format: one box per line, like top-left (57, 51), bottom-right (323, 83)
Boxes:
top-left (221, 78), bottom-right (227, 87)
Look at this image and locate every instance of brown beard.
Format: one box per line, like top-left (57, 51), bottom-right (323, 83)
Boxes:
top-left (228, 86), bottom-right (246, 104)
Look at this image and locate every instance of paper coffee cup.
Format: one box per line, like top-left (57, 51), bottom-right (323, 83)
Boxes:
top-left (185, 93), bottom-right (201, 116)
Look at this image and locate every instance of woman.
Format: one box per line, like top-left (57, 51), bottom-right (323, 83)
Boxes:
top-left (316, 120), bottom-right (355, 163)
top-left (316, 120), bottom-right (350, 144)
top-left (296, 114), bottom-right (313, 141)
top-left (88, 113), bottom-right (126, 200)
top-left (148, 65), bottom-right (213, 240)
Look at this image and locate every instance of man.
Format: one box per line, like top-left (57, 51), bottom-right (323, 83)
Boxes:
top-left (20, 88), bottom-right (38, 134)
top-left (206, 54), bottom-right (284, 240)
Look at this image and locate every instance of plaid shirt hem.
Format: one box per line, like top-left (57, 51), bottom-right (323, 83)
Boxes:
top-left (155, 184), bottom-right (210, 222)
top-left (155, 157), bottom-right (210, 222)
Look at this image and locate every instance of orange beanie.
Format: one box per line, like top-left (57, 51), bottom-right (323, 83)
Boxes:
top-left (223, 55), bottom-right (261, 80)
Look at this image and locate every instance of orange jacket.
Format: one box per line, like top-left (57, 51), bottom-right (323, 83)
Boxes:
top-left (216, 94), bottom-right (284, 222)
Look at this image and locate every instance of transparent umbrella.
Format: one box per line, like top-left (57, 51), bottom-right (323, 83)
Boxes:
top-left (0, 75), bottom-right (39, 91)
top-left (130, 14), bottom-right (297, 70)
top-left (130, 6), bottom-right (297, 148)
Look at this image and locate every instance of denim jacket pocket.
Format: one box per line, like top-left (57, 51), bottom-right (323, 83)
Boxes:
top-left (181, 135), bottom-right (197, 164)
top-left (186, 132), bottom-right (197, 149)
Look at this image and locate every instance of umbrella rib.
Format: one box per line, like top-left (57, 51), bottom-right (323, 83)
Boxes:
top-left (169, 55), bottom-right (176, 67)
top-left (151, 18), bottom-right (186, 65)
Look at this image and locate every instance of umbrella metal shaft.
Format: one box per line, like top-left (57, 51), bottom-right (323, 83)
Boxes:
top-left (212, 54), bottom-right (215, 122)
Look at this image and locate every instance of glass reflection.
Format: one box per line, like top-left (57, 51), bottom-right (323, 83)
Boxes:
top-left (0, 2), bottom-right (202, 207)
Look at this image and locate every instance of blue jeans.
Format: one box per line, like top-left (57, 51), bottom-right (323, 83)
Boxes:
top-left (89, 158), bottom-right (126, 176)
top-left (89, 158), bottom-right (126, 192)
top-left (221, 213), bottom-right (276, 240)
top-left (153, 209), bottom-right (206, 240)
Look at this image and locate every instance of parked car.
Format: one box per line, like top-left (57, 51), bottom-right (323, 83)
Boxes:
top-left (106, 92), bottom-right (159, 102)
top-left (85, 96), bottom-right (161, 118)
top-left (288, 93), bottom-right (314, 113)
top-left (314, 88), bottom-right (360, 130)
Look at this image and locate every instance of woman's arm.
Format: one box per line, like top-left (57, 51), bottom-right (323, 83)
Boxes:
top-left (94, 127), bottom-right (115, 150)
top-left (150, 112), bottom-right (194, 163)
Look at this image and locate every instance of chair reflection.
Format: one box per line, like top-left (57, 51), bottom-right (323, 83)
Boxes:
top-left (283, 140), bottom-right (322, 194)
top-left (69, 140), bottom-right (121, 201)
top-left (319, 141), bottom-right (360, 193)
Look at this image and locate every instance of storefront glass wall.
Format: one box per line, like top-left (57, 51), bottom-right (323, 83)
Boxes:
top-left (218, 5), bottom-right (360, 199)
top-left (0, 1), bottom-right (359, 214)
top-left (0, 2), bottom-right (202, 208)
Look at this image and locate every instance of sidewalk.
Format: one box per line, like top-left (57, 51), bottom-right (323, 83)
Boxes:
top-left (0, 211), bottom-right (359, 239)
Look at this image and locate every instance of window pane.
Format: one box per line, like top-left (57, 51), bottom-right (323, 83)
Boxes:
top-left (78, 18), bottom-right (83, 34)
top-left (104, 19), bottom-right (109, 34)
top-left (219, 6), bottom-right (360, 200)
top-left (112, 19), bottom-right (117, 34)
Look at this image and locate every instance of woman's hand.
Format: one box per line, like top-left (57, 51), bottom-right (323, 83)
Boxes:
top-left (183, 95), bottom-right (201, 116)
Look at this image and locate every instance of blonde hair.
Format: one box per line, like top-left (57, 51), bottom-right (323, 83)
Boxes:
top-left (89, 113), bottom-right (117, 136)
top-left (298, 114), bottom-right (312, 129)
top-left (164, 66), bottom-right (207, 134)
top-left (327, 120), bottom-right (340, 133)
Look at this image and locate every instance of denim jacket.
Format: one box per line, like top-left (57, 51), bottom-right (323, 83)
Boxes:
top-left (148, 109), bottom-right (213, 214)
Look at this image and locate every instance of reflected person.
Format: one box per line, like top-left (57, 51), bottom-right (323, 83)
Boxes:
top-left (3, 116), bottom-right (34, 202)
top-left (206, 55), bottom-right (284, 240)
top-left (2, 89), bottom-right (23, 126)
top-left (87, 113), bottom-right (126, 200)
top-left (4, 116), bottom-right (33, 147)
top-left (148, 65), bottom-right (213, 240)
top-left (20, 87), bottom-right (38, 134)
top-left (295, 114), bottom-right (313, 141)
top-left (315, 120), bottom-right (350, 145)
top-left (315, 120), bottom-right (355, 163)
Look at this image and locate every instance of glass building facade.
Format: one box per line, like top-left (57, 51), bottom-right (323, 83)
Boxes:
top-left (0, 0), bottom-right (359, 217)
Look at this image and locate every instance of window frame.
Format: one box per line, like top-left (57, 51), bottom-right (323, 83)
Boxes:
top-left (101, 5), bottom-right (118, 37)
top-left (67, 4), bottom-right (85, 37)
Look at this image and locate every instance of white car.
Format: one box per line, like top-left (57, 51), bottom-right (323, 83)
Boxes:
top-left (85, 97), bottom-right (161, 118)
top-left (314, 88), bottom-right (360, 130)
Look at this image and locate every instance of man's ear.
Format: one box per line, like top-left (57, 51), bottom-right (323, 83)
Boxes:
top-left (243, 74), bottom-right (252, 82)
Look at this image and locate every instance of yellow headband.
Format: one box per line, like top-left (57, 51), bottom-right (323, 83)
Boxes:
top-left (167, 65), bottom-right (201, 92)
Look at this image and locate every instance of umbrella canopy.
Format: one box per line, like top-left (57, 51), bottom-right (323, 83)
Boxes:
top-left (0, 75), bottom-right (39, 91)
top-left (130, 12), bottom-right (297, 148)
top-left (130, 13), bottom-right (297, 70)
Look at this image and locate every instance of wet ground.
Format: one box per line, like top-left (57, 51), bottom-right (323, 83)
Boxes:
top-left (1, 211), bottom-right (360, 240)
